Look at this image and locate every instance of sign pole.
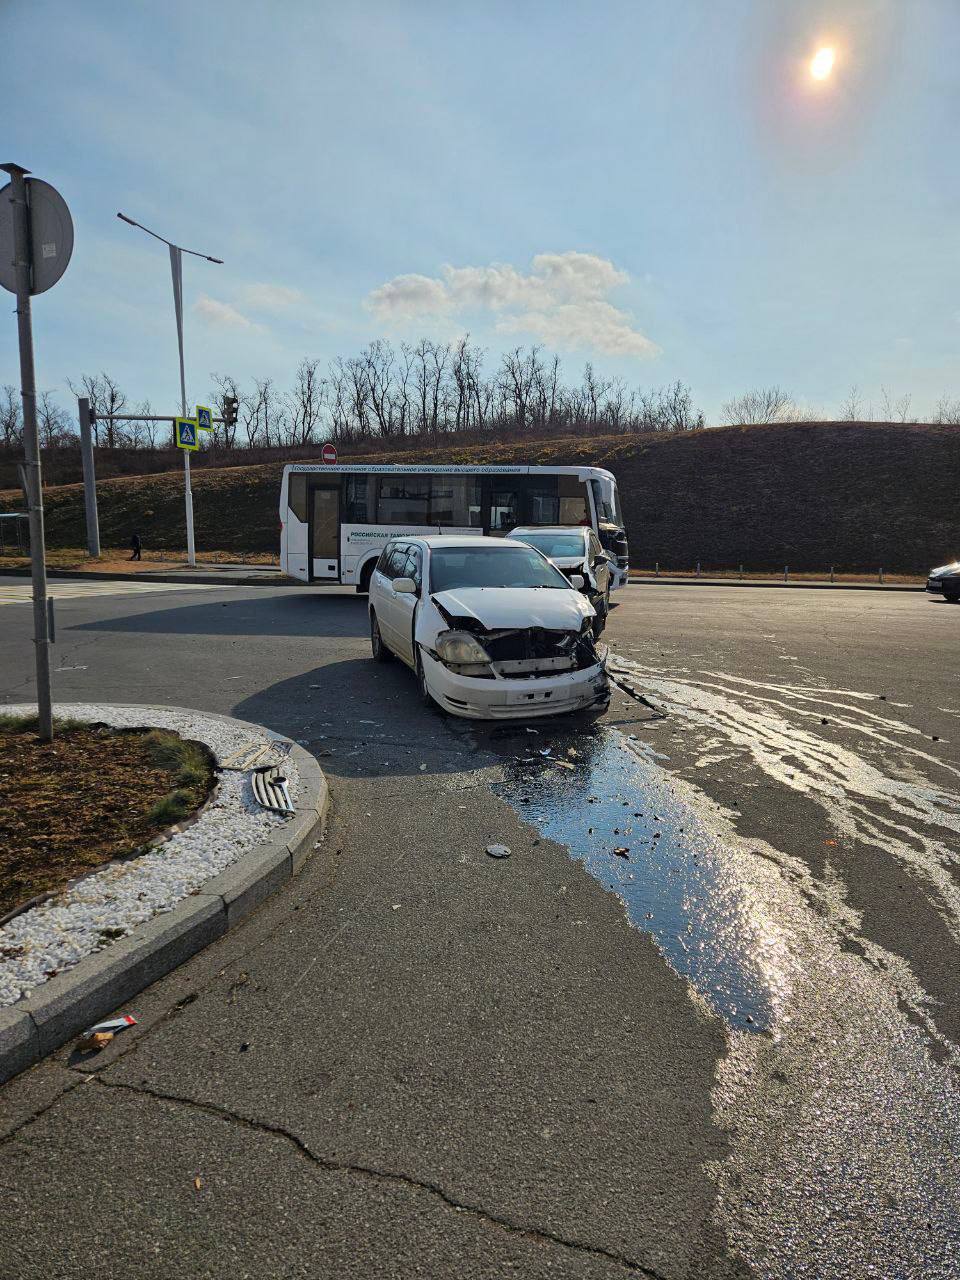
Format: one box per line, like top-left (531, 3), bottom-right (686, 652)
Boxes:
top-left (169, 244), bottom-right (195, 566)
top-left (3, 164), bottom-right (53, 740)
top-left (77, 396), bottom-right (101, 557)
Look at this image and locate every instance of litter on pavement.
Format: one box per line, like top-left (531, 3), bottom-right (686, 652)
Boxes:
top-left (78, 1013), bottom-right (137, 1051)
top-left (485, 844), bottom-right (511, 859)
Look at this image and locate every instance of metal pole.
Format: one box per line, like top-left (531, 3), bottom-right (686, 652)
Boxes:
top-left (169, 244), bottom-right (196, 566)
top-left (6, 166), bottom-right (53, 739)
top-left (77, 397), bottom-right (100, 557)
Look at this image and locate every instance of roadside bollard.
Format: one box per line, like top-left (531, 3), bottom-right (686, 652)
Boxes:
top-left (830, 565), bottom-right (835, 583)
top-left (879, 567), bottom-right (884, 584)
top-left (696, 561), bottom-right (701, 578)
top-left (739, 563), bottom-right (743, 579)
top-left (784, 565), bottom-right (789, 582)
top-left (655, 561), bottom-right (659, 577)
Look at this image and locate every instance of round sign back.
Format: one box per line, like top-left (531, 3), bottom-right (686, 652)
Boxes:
top-left (321, 442), bottom-right (338, 465)
top-left (0, 178), bottom-right (74, 296)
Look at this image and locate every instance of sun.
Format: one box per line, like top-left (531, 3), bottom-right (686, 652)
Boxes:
top-left (810, 47), bottom-right (836, 80)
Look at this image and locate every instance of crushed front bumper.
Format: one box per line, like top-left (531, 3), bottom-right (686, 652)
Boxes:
top-left (421, 650), bottom-right (609, 720)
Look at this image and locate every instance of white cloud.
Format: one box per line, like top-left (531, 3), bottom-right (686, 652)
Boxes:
top-left (240, 282), bottom-right (304, 311)
top-left (193, 295), bottom-right (255, 329)
top-left (365, 251), bottom-right (658, 358)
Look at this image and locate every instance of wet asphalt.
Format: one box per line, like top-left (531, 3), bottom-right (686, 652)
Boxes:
top-left (0, 578), bottom-right (957, 1279)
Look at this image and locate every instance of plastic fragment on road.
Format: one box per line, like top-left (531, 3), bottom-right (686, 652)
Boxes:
top-left (613, 847), bottom-right (631, 858)
top-left (552, 760), bottom-right (575, 771)
top-left (485, 844), bottom-right (511, 859)
top-left (78, 1013), bottom-right (137, 1052)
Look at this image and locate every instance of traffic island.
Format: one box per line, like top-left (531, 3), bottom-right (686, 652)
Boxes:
top-left (0, 704), bottom-right (329, 1085)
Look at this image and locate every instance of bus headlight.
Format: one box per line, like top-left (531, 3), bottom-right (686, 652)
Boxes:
top-left (435, 631), bottom-right (493, 665)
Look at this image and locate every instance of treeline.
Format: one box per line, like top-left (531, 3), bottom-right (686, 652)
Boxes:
top-left (1, 340), bottom-right (703, 458)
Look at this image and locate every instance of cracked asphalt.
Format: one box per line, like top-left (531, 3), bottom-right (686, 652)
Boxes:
top-left (0, 578), bottom-right (957, 1279)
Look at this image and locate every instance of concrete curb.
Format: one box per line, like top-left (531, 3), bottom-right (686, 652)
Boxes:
top-left (0, 708), bottom-right (329, 1087)
top-left (627, 576), bottom-right (925, 593)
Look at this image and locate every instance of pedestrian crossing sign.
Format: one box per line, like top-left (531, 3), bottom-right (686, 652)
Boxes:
top-left (196, 404), bottom-right (213, 431)
top-left (175, 418), bottom-right (199, 450)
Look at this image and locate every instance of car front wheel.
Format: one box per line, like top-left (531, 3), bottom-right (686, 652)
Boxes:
top-left (371, 611), bottom-right (391, 662)
top-left (416, 648), bottom-right (436, 708)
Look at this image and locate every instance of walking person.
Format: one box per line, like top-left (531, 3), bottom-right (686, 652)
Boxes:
top-left (129, 531), bottom-right (142, 562)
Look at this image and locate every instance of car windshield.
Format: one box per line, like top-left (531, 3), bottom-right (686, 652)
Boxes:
top-left (430, 546), bottom-right (571, 592)
top-left (513, 532), bottom-right (585, 559)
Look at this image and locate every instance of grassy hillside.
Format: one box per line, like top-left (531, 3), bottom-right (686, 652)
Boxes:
top-left (2, 421), bottom-right (957, 572)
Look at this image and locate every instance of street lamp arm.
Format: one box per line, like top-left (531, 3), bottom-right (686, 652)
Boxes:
top-left (116, 212), bottom-right (223, 263)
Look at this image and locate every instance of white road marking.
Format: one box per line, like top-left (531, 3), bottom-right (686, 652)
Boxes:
top-left (0, 581), bottom-right (228, 605)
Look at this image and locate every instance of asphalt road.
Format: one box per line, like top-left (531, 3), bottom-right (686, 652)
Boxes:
top-left (0, 578), bottom-right (958, 1279)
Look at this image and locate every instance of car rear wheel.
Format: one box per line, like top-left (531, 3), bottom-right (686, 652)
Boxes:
top-left (371, 611), bottom-right (391, 662)
top-left (944, 587), bottom-right (960, 603)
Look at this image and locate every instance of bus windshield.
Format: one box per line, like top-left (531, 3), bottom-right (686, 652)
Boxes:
top-left (430, 546), bottom-right (571, 592)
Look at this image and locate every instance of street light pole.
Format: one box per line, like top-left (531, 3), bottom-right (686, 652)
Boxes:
top-left (117, 212), bottom-right (222, 567)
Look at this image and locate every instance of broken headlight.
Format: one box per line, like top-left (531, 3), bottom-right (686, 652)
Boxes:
top-left (435, 631), bottom-right (493, 665)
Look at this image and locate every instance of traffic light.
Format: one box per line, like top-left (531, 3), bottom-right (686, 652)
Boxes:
top-left (222, 395), bottom-right (239, 426)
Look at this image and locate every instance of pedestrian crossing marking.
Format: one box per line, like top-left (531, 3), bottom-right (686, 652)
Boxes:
top-left (0, 581), bottom-right (229, 605)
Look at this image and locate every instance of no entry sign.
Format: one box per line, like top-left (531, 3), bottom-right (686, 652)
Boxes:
top-left (321, 442), bottom-right (338, 465)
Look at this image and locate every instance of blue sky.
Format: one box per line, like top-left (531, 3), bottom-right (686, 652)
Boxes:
top-left (3, 0), bottom-right (959, 424)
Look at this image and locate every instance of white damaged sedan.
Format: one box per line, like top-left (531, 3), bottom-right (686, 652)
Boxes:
top-left (368, 535), bottom-right (610, 719)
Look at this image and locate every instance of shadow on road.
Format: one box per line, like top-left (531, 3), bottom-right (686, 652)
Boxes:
top-left (71, 592), bottom-right (370, 638)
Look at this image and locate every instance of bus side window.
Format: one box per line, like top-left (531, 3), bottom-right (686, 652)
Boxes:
top-left (378, 478), bottom-right (431, 523)
top-left (558, 475), bottom-right (589, 524)
top-left (288, 474), bottom-right (308, 523)
top-left (489, 484), bottom-right (521, 531)
top-left (431, 476), bottom-right (484, 527)
top-left (343, 475), bottom-right (374, 523)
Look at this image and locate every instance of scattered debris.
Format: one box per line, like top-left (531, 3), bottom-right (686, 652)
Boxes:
top-left (485, 844), bottom-right (511, 859)
top-left (419, 763), bottom-right (427, 771)
top-left (552, 760), bottom-right (575, 771)
top-left (613, 847), bottom-right (630, 859)
top-left (78, 1013), bottom-right (137, 1052)
top-left (194, 1176), bottom-right (203, 1191)
top-left (251, 766), bottom-right (295, 815)
top-left (539, 748), bottom-right (552, 757)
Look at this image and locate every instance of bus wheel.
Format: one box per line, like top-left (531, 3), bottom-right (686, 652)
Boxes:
top-left (357, 561), bottom-right (375, 595)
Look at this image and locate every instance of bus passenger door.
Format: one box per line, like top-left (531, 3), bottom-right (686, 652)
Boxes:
top-left (310, 483), bottom-right (341, 580)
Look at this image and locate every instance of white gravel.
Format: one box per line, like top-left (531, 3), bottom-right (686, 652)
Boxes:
top-left (0, 703), bottom-right (300, 1007)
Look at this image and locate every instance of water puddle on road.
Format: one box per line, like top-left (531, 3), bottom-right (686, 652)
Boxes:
top-left (486, 719), bottom-right (960, 1278)
top-left (490, 725), bottom-right (792, 1032)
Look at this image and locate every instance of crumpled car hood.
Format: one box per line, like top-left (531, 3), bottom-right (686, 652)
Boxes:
top-left (431, 586), bottom-right (592, 630)
top-left (929, 561), bottom-right (960, 578)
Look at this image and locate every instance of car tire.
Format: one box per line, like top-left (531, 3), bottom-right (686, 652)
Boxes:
top-left (944, 588), bottom-right (960, 603)
top-left (371, 611), bottom-right (391, 662)
top-left (416, 648), bottom-right (436, 708)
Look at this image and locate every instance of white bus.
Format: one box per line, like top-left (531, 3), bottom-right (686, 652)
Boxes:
top-left (279, 463), bottom-right (630, 592)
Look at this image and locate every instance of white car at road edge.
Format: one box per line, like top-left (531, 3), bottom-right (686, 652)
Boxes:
top-left (368, 535), bottom-right (609, 719)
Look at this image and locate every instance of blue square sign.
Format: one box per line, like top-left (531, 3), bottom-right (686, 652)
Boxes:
top-left (196, 404), bottom-right (212, 430)
top-left (175, 418), bottom-right (198, 450)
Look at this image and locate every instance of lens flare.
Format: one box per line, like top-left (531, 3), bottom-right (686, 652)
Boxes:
top-left (810, 47), bottom-right (836, 80)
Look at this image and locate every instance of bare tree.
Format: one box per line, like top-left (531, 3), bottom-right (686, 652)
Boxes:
top-left (839, 385), bottom-right (862, 421)
top-left (37, 391), bottom-right (74, 449)
top-left (286, 358), bottom-right (326, 446)
top-left (879, 386), bottom-right (914, 424)
top-left (932, 395), bottom-right (960, 425)
top-left (66, 372), bottom-right (128, 447)
top-left (0, 385), bottom-right (22, 449)
top-left (719, 386), bottom-right (802, 426)
top-left (211, 374), bottom-right (243, 449)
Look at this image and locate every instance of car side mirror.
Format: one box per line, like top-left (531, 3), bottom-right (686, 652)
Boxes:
top-left (569, 574), bottom-right (585, 590)
top-left (392, 576), bottom-right (417, 595)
